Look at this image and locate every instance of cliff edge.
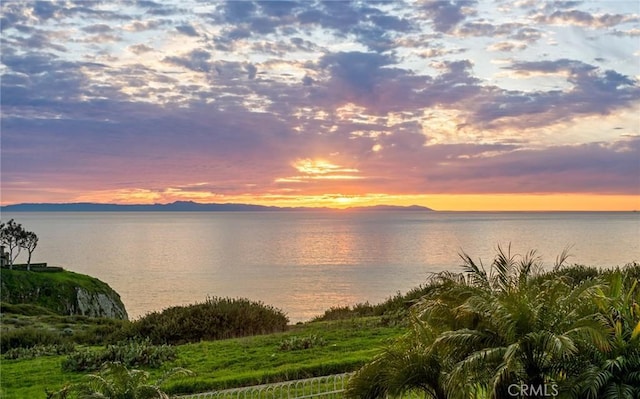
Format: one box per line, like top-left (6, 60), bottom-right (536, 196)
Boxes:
top-left (0, 268), bottom-right (128, 319)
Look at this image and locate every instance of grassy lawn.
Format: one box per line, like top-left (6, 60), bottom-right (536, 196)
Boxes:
top-left (1, 318), bottom-right (405, 398)
top-left (1, 355), bottom-right (84, 399)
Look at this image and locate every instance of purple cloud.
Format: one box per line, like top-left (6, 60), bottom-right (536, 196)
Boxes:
top-left (176, 24), bottom-right (199, 37)
top-left (421, 0), bottom-right (475, 33)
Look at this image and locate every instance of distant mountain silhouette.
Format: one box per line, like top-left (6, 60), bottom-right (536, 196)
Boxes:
top-left (1, 201), bottom-right (433, 212)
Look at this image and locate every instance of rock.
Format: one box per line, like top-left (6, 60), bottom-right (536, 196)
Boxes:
top-left (75, 287), bottom-right (128, 319)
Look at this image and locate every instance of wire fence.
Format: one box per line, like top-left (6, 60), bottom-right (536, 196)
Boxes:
top-left (175, 373), bottom-right (353, 399)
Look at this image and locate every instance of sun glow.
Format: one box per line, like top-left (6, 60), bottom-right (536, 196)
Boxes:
top-left (273, 158), bottom-right (363, 184)
top-left (293, 158), bottom-right (358, 175)
top-left (333, 196), bottom-right (357, 206)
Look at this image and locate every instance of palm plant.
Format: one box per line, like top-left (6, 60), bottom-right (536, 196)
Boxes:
top-left (570, 271), bottom-right (640, 398)
top-left (48, 362), bottom-right (193, 399)
top-left (346, 314), bottom-right (450, 399)
top-left (349, 246), bottom-right (634, 399)
top-left (437, 279), bottom-right (607, 398)
top-left (430, 247), bottom-right (610, 398)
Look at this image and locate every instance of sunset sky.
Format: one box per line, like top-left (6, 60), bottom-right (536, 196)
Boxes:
top-left (1, 1), bottom-right (639, 210)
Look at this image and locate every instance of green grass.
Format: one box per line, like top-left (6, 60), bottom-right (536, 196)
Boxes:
top-left (0, 317), bottom-right (404, 398)
top-left (0, 355), bottom-right (83, 399)
top-left (1, 269), bottom-right (109, 297)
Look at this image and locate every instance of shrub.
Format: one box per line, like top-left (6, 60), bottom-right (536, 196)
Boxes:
top-left (312, 284), bottom-right (438, 322)
top-left (71, 319), bottom-right (136, 345)
top-left (133, 297), bottom-right (288, 344)
top-left (312, 305), bottom-right (361, 321)
top-left (279, 335), bottom-right (327, 351)
top-left (3, 342), bottom-right (75, 360)
top-left (550, 264), bottom-right (601, 285)
top-left (61, 338), bottom-right (177, 371)
top-left (379, 309), bottom-right (409, 327)
top-left (0, 327), bottom-right (64, 352)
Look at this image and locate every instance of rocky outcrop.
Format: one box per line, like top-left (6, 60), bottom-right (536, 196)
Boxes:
top-left (74, 287), bottom-right (128, 319)
top-left (0, 268), bottom-right (128, 319)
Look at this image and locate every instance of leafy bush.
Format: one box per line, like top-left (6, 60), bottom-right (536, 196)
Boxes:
top-left (133, 297), bottom-right (288, 345)
top-left (71, 319), bottom-right (136, 345)
top-left (61, 339), bottom-right (177, 371)
top-left (379, 309), bottom-right (408, 327)
top-left (0, 327), bottom-right (64, 352)
top-left (313, 305), bottom-right (363, 321)
top-left (313, 285), bottom-right (439, 322)
top-left (548, 264), bottom-right (601, 285)
top-left (3, 342), bottom-right (75, 360)
top-left (279, 335), bottom-right (327, 351)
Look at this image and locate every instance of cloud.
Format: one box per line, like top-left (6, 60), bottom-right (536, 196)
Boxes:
top-left (258, 1), bottom-right (300, 17)
top-left (319, 51), bottom-right (397, 96)
top-left (465, 59), bottom-right (640, 129)
top-left (420, 0), bottom-right (475, 33)
top-left (246, 64), bottom-right (257, 80)
top-left (128, 44), bottom-right (154, 54)
top-left (1, 51), bottom-right (92, 104)
top-left (125, 20), bottom-right (165, 32)
top-left (611, 28), bottom-right (640, 37)
top-left (221, 1), bottom-right (257, 22)
top-left (32, 1), bottom-right (60, 20)
top-left (214, 0), bottom-right (413, 53)
top-left (488, 41), bottom-right (527, 52)
top-left (506, 59), bottom-right (597, 75)
top-left (163, 49), bottom-right (212, 73)
top-left (535, 9), bottom-right (639, 29)
top-left (4, 29), bottom-right (68, 52)
top-left (82, 24), bottom-right (113, 34)
top-left (176, 24), bottom-right (199, 36)
top-left (423, 138), bottom-right (640, 194)
top-left (509, 27), bottom-right (543, 43)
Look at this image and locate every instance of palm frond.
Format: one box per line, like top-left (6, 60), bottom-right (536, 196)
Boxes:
top-left (458, 251), bottom-right (489, 290)
top-left (434, 328), bottom-right (499, 361)
top-left (602, 382), bottom-right (636, 399)
top-left (518, 249), bottom-right (542, 287)
top-left (632, 320), bottom-right (640, 341)
top-left (491, 344), bottom-right (526, 396)
top-left (345, 357), bottom-right (389, 399)
top-left (156, 367), bottom-right (194, 386)
top-left (554, 244), bottom-right (574, 271)
top-left (491, 243), bottom-right (516, 293)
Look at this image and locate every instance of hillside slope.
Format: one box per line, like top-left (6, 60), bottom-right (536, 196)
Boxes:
top-left (0, 268), bottom-right (128, 319)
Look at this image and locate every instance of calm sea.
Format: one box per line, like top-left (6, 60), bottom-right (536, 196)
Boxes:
top-left (3, 211), bottom-right (639, 322)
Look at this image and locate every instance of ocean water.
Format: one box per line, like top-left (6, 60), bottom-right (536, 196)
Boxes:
top-left (3, 211), bottom-right (639, 322)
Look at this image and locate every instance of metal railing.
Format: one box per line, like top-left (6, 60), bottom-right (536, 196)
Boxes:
top-left (175, 373), bottom-right (353, 399)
